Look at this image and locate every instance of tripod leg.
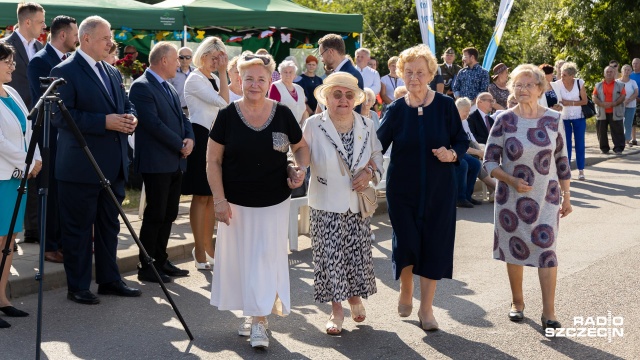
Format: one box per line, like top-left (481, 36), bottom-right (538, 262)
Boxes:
top-left (56, 100), bottom-right (194, 340)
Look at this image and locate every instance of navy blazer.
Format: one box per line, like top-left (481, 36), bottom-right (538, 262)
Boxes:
top-left (467, 109), bottom-right (494, 144)
top-left (50, 52), bottom-right (136, 184)
top-left (1, 32), bottom-right (44, 108)
top-left (337, 59), bottom-right (364, 113)
top-left (28, 43), bottom-right (65, 106)
top-left (128, 70), bottom-right (194, 174)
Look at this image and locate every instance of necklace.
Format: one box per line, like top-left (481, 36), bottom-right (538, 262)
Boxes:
top-left (406, 89), bottom-right (431, 116)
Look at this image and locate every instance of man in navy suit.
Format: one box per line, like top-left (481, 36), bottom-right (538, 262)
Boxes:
top-left (1, 2), bottom-right (46, 244)
top-left (50, 16), bottom-right (141, 305)
top-left (318, 34), bottom-right (364, 112)
top-left (128, 42), bottom-right (194, 283)
top-left (27, 15), bottom-right (79, 264)
top-left (467, 92), bottom-right (496, 144)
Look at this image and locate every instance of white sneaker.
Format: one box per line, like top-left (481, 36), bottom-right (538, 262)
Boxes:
top-left (238, 317), bottom-right (268, 336)
top-left (250, 321), bottom-right (269, 348)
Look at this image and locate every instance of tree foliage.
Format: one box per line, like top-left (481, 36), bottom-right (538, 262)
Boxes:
top-left (295, 0), bottom-right (640, 88)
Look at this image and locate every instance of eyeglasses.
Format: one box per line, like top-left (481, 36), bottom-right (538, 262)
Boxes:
top-left (480, 98), bottom-right (496, 103)
top-left (331, 90), bottom-right (355, 100)
top-left (179, 55), bottom-right (192, 60)
top-left (513, 83), bottom-right (538, 91)
top-left (610, 64), bottom-right (618, 68)
top-left (243, 55), bottom-right (271, 65)
top-left (1, 59), bottom-right (16, 68)
top-left (319, 47), bottom-right (331, 58)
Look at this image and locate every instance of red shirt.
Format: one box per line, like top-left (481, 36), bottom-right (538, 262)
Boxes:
top-left (594, 80), bottom-right (625, 113)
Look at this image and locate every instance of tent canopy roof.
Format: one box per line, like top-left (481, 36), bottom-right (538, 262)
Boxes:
top-left (0, 0), bottom-right (183, 30)
top-left (154, 0), bottom-right (362, 33)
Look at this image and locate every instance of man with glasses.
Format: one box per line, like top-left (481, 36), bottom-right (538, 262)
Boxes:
top-left (467, 92), bottom-right (495, 144)
top-left (123, 45), bottom-right (139, 61)
top-left (452, 47), bottom-right (489, 103)
top-left (439, 47), bottom-right (461, 98)
top-left (167, 47), bottom-right (194, 117)
top-left (317, 33), bottom-right (364, 112)
top-left (1, 2), bottom-right (46, 246)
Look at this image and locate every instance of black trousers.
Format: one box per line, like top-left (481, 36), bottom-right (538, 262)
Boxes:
top-left (596, 113), bottom-right (626, 153)
top-left (139, 170), bottom-right (183, 267)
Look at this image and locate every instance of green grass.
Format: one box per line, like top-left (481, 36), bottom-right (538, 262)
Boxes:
top-left (122, 188), bottom-right (141, 210)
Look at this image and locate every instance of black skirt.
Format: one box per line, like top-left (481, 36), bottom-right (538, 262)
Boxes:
top-left (181, 123), bottom-right (212, 196)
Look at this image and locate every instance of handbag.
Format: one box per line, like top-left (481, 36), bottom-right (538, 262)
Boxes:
top-left (577, 79), bottom-right (596, 118)
top-left (336, 149), bottom-right (378, 218)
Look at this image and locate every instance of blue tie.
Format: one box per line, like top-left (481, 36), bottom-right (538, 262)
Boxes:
top-left (95, 62), bottom-right (115, 101)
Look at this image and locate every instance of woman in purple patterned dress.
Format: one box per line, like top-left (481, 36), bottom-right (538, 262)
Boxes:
top-left (483, 64), bottom-right (572, 332)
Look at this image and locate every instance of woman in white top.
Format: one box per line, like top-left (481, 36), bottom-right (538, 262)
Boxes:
top-left (619, 65), bottom-right (639, 145)
top-left (551, 62), bottom-right (588, 180)
top-left (227, 55), bottom-right (243, 102)
top-left (268, 60), bottom-right (307, 126)
top-left (380, 56), bottom-right (405, 115)
top-left (361, 88), bottom-right (380, 129)
top-left (183, 36), bottom-right (229, 269)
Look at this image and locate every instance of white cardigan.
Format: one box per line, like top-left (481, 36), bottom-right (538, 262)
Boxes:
top-left (184, 69), bottom-right (228, 130)
top-left (273, 80), bottom-right (306, 123)
top-left (0, 85), bottom-right (40, 180)
top-left (303, 111), bottom-right (383, 214)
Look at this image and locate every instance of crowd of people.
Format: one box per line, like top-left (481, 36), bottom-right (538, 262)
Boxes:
top-left (1, 2), bottom-right (639, 352)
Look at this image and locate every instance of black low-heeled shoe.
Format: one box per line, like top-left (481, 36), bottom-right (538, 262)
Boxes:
top-left (0, 318), bottom-right (10, 328)
top-left (0, 306), bottom-right (29, 317)
top-left (508, 303), bottom-right (524, 322)
top-left (541, 315), bottom-right (561, 330)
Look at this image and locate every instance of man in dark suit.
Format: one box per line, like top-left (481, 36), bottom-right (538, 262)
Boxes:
top-left (50, 16), bottom-right (141, 305)
top-left (128, 42), bottom-right (194, 283)
top-left (317, 33), bottom-right (364, 112)
top-left (1, 2), bottom-right (46, 244)
top-left (27, 15), bottom-right (79, 264)
top-left (467, 92), bottom-right (496, 144)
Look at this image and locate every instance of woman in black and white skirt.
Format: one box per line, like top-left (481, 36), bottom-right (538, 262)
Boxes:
top-left (303, 73), bottom-right (384, 335)
top-left (183, 36), bottom-right (229, 270)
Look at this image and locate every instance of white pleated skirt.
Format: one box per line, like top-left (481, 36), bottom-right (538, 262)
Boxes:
top-left (210, 197), bottom-right (291, 317)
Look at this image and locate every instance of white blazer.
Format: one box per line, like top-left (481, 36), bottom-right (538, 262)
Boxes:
top-left (0, 85), bottom-right (40, 180)
top-left (184, 69), bottom-right (228, 130)
top-left (303, 111), bottom-right (383, 214)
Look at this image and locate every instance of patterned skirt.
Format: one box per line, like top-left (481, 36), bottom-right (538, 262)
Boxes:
top-left (310, 208), bottom-right (377, 303)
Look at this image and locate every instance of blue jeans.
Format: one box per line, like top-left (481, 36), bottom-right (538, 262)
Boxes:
top-left (624, 107), bottom-right (635, 141)
top-left (455, 153), bottom-right (481, 201)
top-left (563, 118), bottom-right (586, 170)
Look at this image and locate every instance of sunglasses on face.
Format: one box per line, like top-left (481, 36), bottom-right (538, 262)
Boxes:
top-left (179, 55), bottom-right (192, 60)
top-left (243, 55), bottom-right (271, 65)
top-left (332, 90), bottom-right (355, 100)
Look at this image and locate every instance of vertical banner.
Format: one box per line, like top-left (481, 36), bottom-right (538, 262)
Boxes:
top-left (415, 0), bottom-right (435, 55)
top-left (482, 0), bottom-right (514, 71)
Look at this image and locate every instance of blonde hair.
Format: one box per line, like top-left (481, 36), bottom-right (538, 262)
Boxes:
top-left (393, 85), bottom-right (408, 99)
top-left (227, 55), bottom-right (240, 72)
top-left (363, 87), bottom-right (376, 104)
top-left (387, 56), bottom-right (399, 66)
top-left (237, 52), bottom-right (276, 76)
top-left (193, 36), bottom-right (226, 68)
top-left (507, 64), bottom-right (547, 99)
top-left (396, 44), bottom-right (438, 83)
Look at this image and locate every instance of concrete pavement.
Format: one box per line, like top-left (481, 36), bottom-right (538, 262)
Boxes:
top-left (1, 131), bottom-right (639, 359)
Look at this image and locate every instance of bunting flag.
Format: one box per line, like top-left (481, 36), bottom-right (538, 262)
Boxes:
top-left (259, 30), bottom-right (274, 39)
top-left (196, 31), bottom-right (206, 40)
top-left (415, 0), bottom-right (435, 54)
top-left (227, 36), bottom-right (243, 43)
top-left (482, 0), bottom-right (515, 70)
top-left (281, 33), bottom-right (291, 43)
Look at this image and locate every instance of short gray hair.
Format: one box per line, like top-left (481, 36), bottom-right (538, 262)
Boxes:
top-left (455, 97), bottom-right (472, 111)
top-left (560, 62), bottom-right (578, 77)
top-left (508, 64), bottom-right (547, 98)
top-left (177, 46), bottom-right (192, 54)
top-left (278, 60), bottom-right (297, 74)
top-left (355, 48), bottom-right (370, 56)
top-left (149, 41), bottom-right (177, 65)
top-left (193, 36), bottom-right (226, 68)
top-left (78, 16), bottom-right (110, 39)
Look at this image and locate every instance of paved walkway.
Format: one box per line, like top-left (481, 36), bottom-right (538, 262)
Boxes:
top-left (6, 130), bottom-right (639, 299)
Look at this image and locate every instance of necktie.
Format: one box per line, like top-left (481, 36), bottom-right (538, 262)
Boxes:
top-left (162, 81), bottom-right (177, 103)
top-left (484, 115), bottom-right (492, 132)
top-left (162, 81), bottom-right (184, 133)
top-left (95, 62), bottom-right (114, 100)
top-left (61, 54), bottom-right (67, 61)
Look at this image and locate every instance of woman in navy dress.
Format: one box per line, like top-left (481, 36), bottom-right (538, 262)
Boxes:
top-left (377, 44), bottom-right (468, 331)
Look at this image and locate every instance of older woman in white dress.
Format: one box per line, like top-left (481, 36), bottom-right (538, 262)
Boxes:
top-left (183, 36), bottom-right (229, 270)
top-left (207, 52), bottom-right (309, 348)
top-left (268, 60), bottom-right (307, 126)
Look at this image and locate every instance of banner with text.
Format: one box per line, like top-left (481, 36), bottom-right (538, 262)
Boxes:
top-left (482, 0), bottom-right (514, 71)
top-left (415, 0), bottom-right (435, 55)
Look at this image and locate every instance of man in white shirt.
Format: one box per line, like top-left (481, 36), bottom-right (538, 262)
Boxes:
top-left (167, 47), bottom-right (194, 116)
top-left (354, 47), bottom-right (381, 95)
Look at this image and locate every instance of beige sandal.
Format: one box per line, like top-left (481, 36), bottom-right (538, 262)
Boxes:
top-left (349, 303), bottom-right (366, 323)
top-left (326, 315), bottom-right (344, 335)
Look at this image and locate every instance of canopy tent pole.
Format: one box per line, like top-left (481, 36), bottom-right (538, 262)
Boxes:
top-left (183, 25), bottom-right (187, 47)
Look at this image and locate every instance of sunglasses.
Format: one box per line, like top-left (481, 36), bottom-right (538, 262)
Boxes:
top-left (332, 90), bottom-right (355, 100)
top-left (179, 55), bottom-right (192, 60)
top-left (243, 55), bottom-right (271, 65)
